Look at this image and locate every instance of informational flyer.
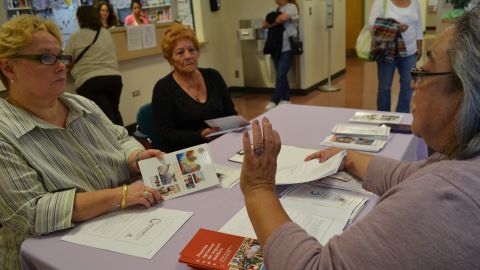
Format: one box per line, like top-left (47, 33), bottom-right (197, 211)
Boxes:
top-left (62, 208), bottom-right (193, 259)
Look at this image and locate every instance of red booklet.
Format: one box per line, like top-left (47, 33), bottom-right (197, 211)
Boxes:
top-left (179, 228), bottom-right (265, 270)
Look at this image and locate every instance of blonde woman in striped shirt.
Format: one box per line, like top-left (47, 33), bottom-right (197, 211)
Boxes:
top-left (0, 15), bottom-right (163, 269)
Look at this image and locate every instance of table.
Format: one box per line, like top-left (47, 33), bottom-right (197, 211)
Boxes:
top-left (21, 104), bottom-right (427, 270)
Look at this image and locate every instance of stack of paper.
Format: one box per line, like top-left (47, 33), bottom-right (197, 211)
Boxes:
top-left (349, 111), bottom-right (403, 125)
top-left (320, 123), bottom-right (391, 152)
top-left (220, 184), bottom-right (368, 245)
top-left (321, 134), bottom-right (387, 152)
top-left (331, 123), bottom-right (390, 139)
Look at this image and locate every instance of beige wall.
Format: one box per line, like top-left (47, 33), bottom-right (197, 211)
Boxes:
top-left (111, 0), bottom-right (348, 125)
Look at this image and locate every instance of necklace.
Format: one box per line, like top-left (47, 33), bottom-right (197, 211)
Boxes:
top-left (173, 71), bottom-right (206, 102)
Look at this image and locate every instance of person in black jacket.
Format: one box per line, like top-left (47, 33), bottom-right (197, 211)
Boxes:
top-left (152, 23), bottom-right (238, 152)
top-left (262, 0), bottom-right (300, 111)
top-left (263, 10), bottom-right (284, 59)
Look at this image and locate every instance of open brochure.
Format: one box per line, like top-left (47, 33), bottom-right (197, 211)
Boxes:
top-left (229, 145), bottom-right (344, 185)
top-left (332, 123), bottom-right (390, 139)
top-left (204, 115), bottom-right (250, 137)
top-left (138, 144), bottom-right (219, 200)
top-left (62, 208), bottom-right (193, 259)
top-left (321, 134), bottom-right (387, 152)
top-left (220, 184), bottom-right (368, 245)
top-left (179, 228), bottom-right (265, 270)
top-left (349, 111), bottom-right (403, 124)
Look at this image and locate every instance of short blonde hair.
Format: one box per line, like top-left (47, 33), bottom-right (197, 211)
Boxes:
top-left (0, 15), bottom-right (62, 90)
top-left (161, 23), bottom-right (199, 64)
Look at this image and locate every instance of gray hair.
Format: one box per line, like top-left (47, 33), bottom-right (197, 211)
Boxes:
top-left (449, 7), bottom-right (480, 159)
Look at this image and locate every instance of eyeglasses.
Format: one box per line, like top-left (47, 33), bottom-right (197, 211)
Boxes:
top-left (13, 53), bottom-right (73, 65)
top-left (410, 67), bottom-right (454, 84)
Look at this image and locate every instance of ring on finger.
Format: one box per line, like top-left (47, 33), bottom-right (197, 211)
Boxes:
top-left (253, 146), bottom-right (264, 156)
top-left (143, 191), bottom-right (150, 198)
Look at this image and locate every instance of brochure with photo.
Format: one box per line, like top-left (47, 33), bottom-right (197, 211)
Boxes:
top-left (349, 111), bottom-right (403, 124)
top-left (204, 115), bottom-right (250, 137)
top-left (179, 228), bottom-right (265, 270)
top-left (321, 134), bottom-right (387, 152)
top-left (332, 123), bottom-right (390, 139)
top-left (138, 144), bottom-right (220, 200)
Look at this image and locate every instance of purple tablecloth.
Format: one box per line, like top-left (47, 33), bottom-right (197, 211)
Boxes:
top-left (21, 104), bottom-right (426, 270)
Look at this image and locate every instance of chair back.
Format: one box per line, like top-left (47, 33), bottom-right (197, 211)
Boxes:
top-left (136, 103), bottom-right (162, 149)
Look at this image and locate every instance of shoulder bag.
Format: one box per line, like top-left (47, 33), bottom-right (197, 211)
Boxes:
top-left (73, 29), bottom-right (101, 65)
top-left (355, 0), bottom-right (387, 60)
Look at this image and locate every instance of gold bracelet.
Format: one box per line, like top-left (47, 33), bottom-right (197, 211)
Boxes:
top-left (120, 184), bottom-right (128, 209)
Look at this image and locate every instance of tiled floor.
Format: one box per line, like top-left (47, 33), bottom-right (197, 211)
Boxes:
top-left (231, 56), bottom-right (399, 121)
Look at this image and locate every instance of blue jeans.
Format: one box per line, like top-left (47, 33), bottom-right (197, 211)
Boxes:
top-left (271, 50), bottom-right (294, 104)
top-left (376, 54), bottom-right (416, 112)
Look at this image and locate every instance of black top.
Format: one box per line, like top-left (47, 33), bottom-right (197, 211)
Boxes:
top-left (152, 68), bottom-right (237, 152)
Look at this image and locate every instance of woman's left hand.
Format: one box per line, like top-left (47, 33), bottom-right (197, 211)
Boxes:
top-left (240, 118), bottom-right (281, 196)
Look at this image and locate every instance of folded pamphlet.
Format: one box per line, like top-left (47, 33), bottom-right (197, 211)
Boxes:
top-left (138, 144), bottom-right (220, 200)
top-left (205, 115), bottom-right (250, 137)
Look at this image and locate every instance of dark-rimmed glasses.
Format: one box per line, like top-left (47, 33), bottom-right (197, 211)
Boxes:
top-left (410, 67), bottom-right (454, 84)
top-left (13, 53), bottom-right (73, 65)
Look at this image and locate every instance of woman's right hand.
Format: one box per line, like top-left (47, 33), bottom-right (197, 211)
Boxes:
top-left (304, 147), bottom-right (346, 171)
top-left (124, 181), bottom-right (163, 208)
top-left (240, 118), bottom-right (281, 196)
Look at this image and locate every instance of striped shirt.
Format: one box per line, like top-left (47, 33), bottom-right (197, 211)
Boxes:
top-left (0, 93), bottom-right (144, 269)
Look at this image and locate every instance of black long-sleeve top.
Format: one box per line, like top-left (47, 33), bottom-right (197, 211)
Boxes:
top-left (151, 68), bottom-right (237, 152)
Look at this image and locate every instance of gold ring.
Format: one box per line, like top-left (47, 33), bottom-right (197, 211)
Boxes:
top-left (143, 191), bottom-right (149, 198)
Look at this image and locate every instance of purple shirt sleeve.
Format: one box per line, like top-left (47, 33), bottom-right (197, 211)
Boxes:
top-left (262, 153), bottom-right (480, 270)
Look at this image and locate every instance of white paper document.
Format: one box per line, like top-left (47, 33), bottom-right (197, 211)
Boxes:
top-left (141, 24), bottom-right (157, 49)
top-left (62, 208), bottom-right (193, 259)
top-left (229, 145), bottom-right (316, 165)
top-left (139, 144), bottom-right (220, 200)
top-left (126, 26), bottom-right (142, 51)
top-left (214, 163), bottom-right (241, 188)
top-left (229, 145), bottom-right (341, 184)
top-left (349, 111), bottom-right (403, 124)
top-left (204, 115), bottom-right (250, 137)
top-left (275, 150), bottom-right (347, 184)
top-left (220, 185), bottom-right (368, 245)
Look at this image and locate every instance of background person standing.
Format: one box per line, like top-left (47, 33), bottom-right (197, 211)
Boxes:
top-left (263, 0), bottom-right (299, 111)
top-left (65, 6), bottom-right (124, 125)
top-left (369, 0), bottom-right (423, 113)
